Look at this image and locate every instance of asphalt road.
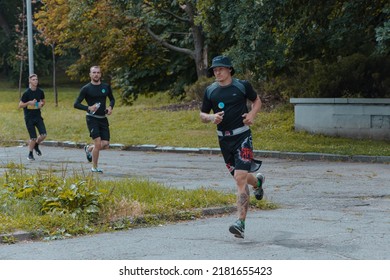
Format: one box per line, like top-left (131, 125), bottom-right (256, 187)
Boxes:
top-left (0, 145), bottom-right (389, 260)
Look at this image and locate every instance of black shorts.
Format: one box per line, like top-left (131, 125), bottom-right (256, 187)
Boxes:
top-left (218, 130), bottom-right (262, 176)
top-left (86, 115), bottom-right (110, 140)
top-left (25, 117), bottom-right (47, 140)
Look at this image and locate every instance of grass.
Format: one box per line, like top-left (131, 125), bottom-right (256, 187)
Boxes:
top-left (1, 79), bottom-right (389, 156)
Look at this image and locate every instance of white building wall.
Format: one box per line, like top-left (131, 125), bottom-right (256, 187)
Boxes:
top-left (290, 98), bottom-right (390, 140)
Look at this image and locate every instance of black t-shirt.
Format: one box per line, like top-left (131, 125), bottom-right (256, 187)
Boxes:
top-left (20, 87), bottom-right (45, 119)
top-left (74, 82), bottom-right (115, 116)
top-left (201, 79), bottom-right (258, 131)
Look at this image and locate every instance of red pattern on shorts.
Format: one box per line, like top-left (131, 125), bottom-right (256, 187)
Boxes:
top-left (240, 147), bottom-right (253, 162)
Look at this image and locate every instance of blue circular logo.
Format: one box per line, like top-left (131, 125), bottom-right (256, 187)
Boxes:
top-left (218, 102), bottom-right (225, 109)
top-left (102, 89), bottom-right (106, 94)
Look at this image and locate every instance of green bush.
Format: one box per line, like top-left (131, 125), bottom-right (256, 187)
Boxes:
top-left (184, 76), bottom-right (212, 101)
top-left (260, 53), bottom-right (390, 99)
top-left (3, 167), bottom-right (103, 221)
top-left (310, 54), bottom-right (390, 98)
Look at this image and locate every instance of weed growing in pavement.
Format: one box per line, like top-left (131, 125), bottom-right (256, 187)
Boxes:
top-left (0, 164), bottom-right (275, 241)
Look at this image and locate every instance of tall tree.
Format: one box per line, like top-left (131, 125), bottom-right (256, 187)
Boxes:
top-left (137, 1), bottom-right (208, 78)
top-left (37, 0), bottom-right (159, 102)
top-left (33, 0), bottom-right (389, 100)
top-left (35, 0), bottom-right (214, 100)
top-left (0, 0), bottom-right (53, 84)
top-left (208, 0), bottom-right (390, 98)
top-left (0, 0), bottom-right (19, 76)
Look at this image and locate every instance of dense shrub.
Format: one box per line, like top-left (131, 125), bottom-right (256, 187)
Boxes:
top-left (3, 168), bottom-right (103, 221)
top-left (310, 54), bottom-right (390, 98)
top-left (184, 76), bottom-right (211, 101)
top-left (260, 53), bottom-right (390, 99)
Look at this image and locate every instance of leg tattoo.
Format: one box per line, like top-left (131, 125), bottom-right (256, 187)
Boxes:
top-left (237, 185), bottom-right (250, 220)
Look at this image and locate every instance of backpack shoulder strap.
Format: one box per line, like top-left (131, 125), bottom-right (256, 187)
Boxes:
top-left (206, 79), bottom-right (246, 100)
top-left (206, 82), bottom-right (219, 100)
top-left (232, 78), bottom-right (246, 96)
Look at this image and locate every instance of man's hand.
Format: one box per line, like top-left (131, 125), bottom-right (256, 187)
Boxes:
top-left (105, 106), bottom-right (113, 115)
top-left (29, 99), bottom-right (37, 106)
top-left (242, 112), bottom-right (255, 126)
top-left (200, 111), bottom-right (224, 124)
top-left (210, 111), bottom-right (224, 124)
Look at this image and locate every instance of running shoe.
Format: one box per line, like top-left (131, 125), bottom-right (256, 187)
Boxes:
top-left (84, 145), bottom-right (92, 162)
top-left (34, 143), bottom-right (42, 156)
top-left (91, 167), bottom-right (103, 173)
top-left (254, 173), bottom-right (265, 200)
top-left (229, 219), bottom-right (245, 238)
top-left (27, 153), bottom-right (35, 161)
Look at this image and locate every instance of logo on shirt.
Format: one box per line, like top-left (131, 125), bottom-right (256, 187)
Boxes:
top-left (102, 89), bottom-right (106, 94)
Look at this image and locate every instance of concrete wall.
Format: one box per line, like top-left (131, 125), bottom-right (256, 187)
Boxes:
top-left (290, 98), bottom-right (390, 140)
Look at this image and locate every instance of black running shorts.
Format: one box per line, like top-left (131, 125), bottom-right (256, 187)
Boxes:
top-left (25, 117), bottom-right (47, 140)
top-left (86, 115), bottom-right (110, 141)
top-left (218, 130), bottom-right (261, 176)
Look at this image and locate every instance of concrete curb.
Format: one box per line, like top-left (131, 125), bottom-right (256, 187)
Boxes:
top-left (12, 140), bottom-right (390, 164)
top-left (0, 231), bottom-right (36, 244)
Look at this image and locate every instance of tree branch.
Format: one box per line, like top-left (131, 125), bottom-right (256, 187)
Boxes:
top-left (143, 2), bottom-right (189, 23)
top-left (145, 25), bottom-right (194, 58)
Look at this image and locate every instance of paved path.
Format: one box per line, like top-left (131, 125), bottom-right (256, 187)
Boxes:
top-left (0, 145), bottom-right (389, 260)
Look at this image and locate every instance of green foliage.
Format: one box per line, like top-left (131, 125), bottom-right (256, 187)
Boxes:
top-left (2, 0), bottom-right (390, 100)
top-left (262, 53), bottom-right (390, 99)
top-left (3, 167), bottom-right (103, 221)
top-left (0, 0), bottom-right (53, 83)
top-left (375, 4), bottom-right (390, 55)
top-left (101, 179), bottom-right (236, 221)
top-left (313, 54), bottom-right (390, 98)
top-left (0, 163), bottom-right (253, 240)
top-left (111, 54), bottom-right (195, 104)
top-left (376, 20), bottom-right (390, 55)
top-left (183, 76), bottom-right (211, 101)
top-left (0, 1), bottom-right (22, 77)
top-left (33, 0), bottom-right (203, 102)
top-left (211, 0), bottom-right (390, 98)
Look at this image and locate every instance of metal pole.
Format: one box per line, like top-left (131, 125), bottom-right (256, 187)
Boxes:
top-left (26, 0), bottom-right (34, 75)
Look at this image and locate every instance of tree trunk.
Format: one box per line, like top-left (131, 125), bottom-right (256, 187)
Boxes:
top-left (184, 2), bottom-right (208, 78)
top-left (18, 0), bottom-right (26, 98)
top-left (18, 60), bottom-right (23, 98)
top-left (192, 26), bottom-right (208, 78)
top-left (145, 1), bottom-right (209, 80)
top-left (52, 44), bottom-right (58, 107)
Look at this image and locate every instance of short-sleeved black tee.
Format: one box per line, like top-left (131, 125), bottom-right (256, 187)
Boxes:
top-left (20, 87), bottom-right (45, 119)
top-left (201, 79), bottom-right (257, 131)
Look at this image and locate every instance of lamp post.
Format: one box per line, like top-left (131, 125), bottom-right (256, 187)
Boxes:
top-left (26, 0), bottom-right (34, 75)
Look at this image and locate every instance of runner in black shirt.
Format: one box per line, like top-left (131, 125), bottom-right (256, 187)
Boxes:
top-left (200, 55), bottom-right (265, 239)
top-left (18, 74), bottom-right (47, 161)
top-left (74, 66), bottom-right (115, 173)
